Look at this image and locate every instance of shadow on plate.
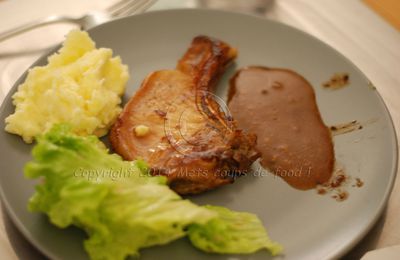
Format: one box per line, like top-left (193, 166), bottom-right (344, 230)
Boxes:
top-left (342, 208), bottom-right (388, 259)
top-left (1, 203), bottom-right (47, 260)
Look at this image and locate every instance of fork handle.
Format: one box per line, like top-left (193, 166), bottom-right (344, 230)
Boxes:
top-left (0, 15), bottom-right (81, 43)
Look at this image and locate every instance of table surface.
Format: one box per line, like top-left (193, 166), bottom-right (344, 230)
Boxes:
top-left (0, 0), bottom-right (399, 259)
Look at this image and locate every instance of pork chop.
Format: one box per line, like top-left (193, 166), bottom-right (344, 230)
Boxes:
top-left (110, 36), bottom-right (259, 194)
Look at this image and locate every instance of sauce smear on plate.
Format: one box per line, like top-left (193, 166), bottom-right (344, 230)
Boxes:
top-left (228, 66), bottom-right (334, 189)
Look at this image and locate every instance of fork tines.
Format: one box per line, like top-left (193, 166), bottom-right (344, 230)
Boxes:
top-left (108, 0), bottom-right (157, 18)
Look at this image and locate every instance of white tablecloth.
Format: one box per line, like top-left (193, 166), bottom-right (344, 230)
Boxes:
top-left (1, 0), bottom-right (399, 259)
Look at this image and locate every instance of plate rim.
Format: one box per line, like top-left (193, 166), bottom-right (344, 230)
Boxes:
top-left (0, 8), bottom-right (398, 260)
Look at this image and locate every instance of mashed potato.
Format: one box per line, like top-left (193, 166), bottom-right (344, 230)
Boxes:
top-left (5, 30), bottom-right (129, 143)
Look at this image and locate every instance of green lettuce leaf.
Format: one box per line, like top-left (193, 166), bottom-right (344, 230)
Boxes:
top-left (25, 124), bottom-right (282, 259)
top-left (25, 124), bottom-right (216, 260)
top-left (188, 205), bottom-right (283, 256)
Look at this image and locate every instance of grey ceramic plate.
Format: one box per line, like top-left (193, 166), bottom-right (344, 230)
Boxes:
top-left (0, 9), bottom-right (398, 260)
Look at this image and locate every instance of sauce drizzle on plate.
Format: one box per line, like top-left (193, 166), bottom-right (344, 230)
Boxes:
top-left (228, 66), bottom-right (335, 190)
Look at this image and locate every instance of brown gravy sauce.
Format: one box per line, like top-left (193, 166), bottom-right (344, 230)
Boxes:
top-left (353, 178), bottom-right (364, 188)
top-left (316, 168), bottom-right (350, 201)
top-left (330, 120), bottom-right (363, 136)
top-left (228, 66), bottom-right (335, 190)
top-left (322, 73), bottom-right (349, 89)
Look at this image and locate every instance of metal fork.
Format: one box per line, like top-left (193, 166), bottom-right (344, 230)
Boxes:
top-left (0, 0), bottom-right (157, 43)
